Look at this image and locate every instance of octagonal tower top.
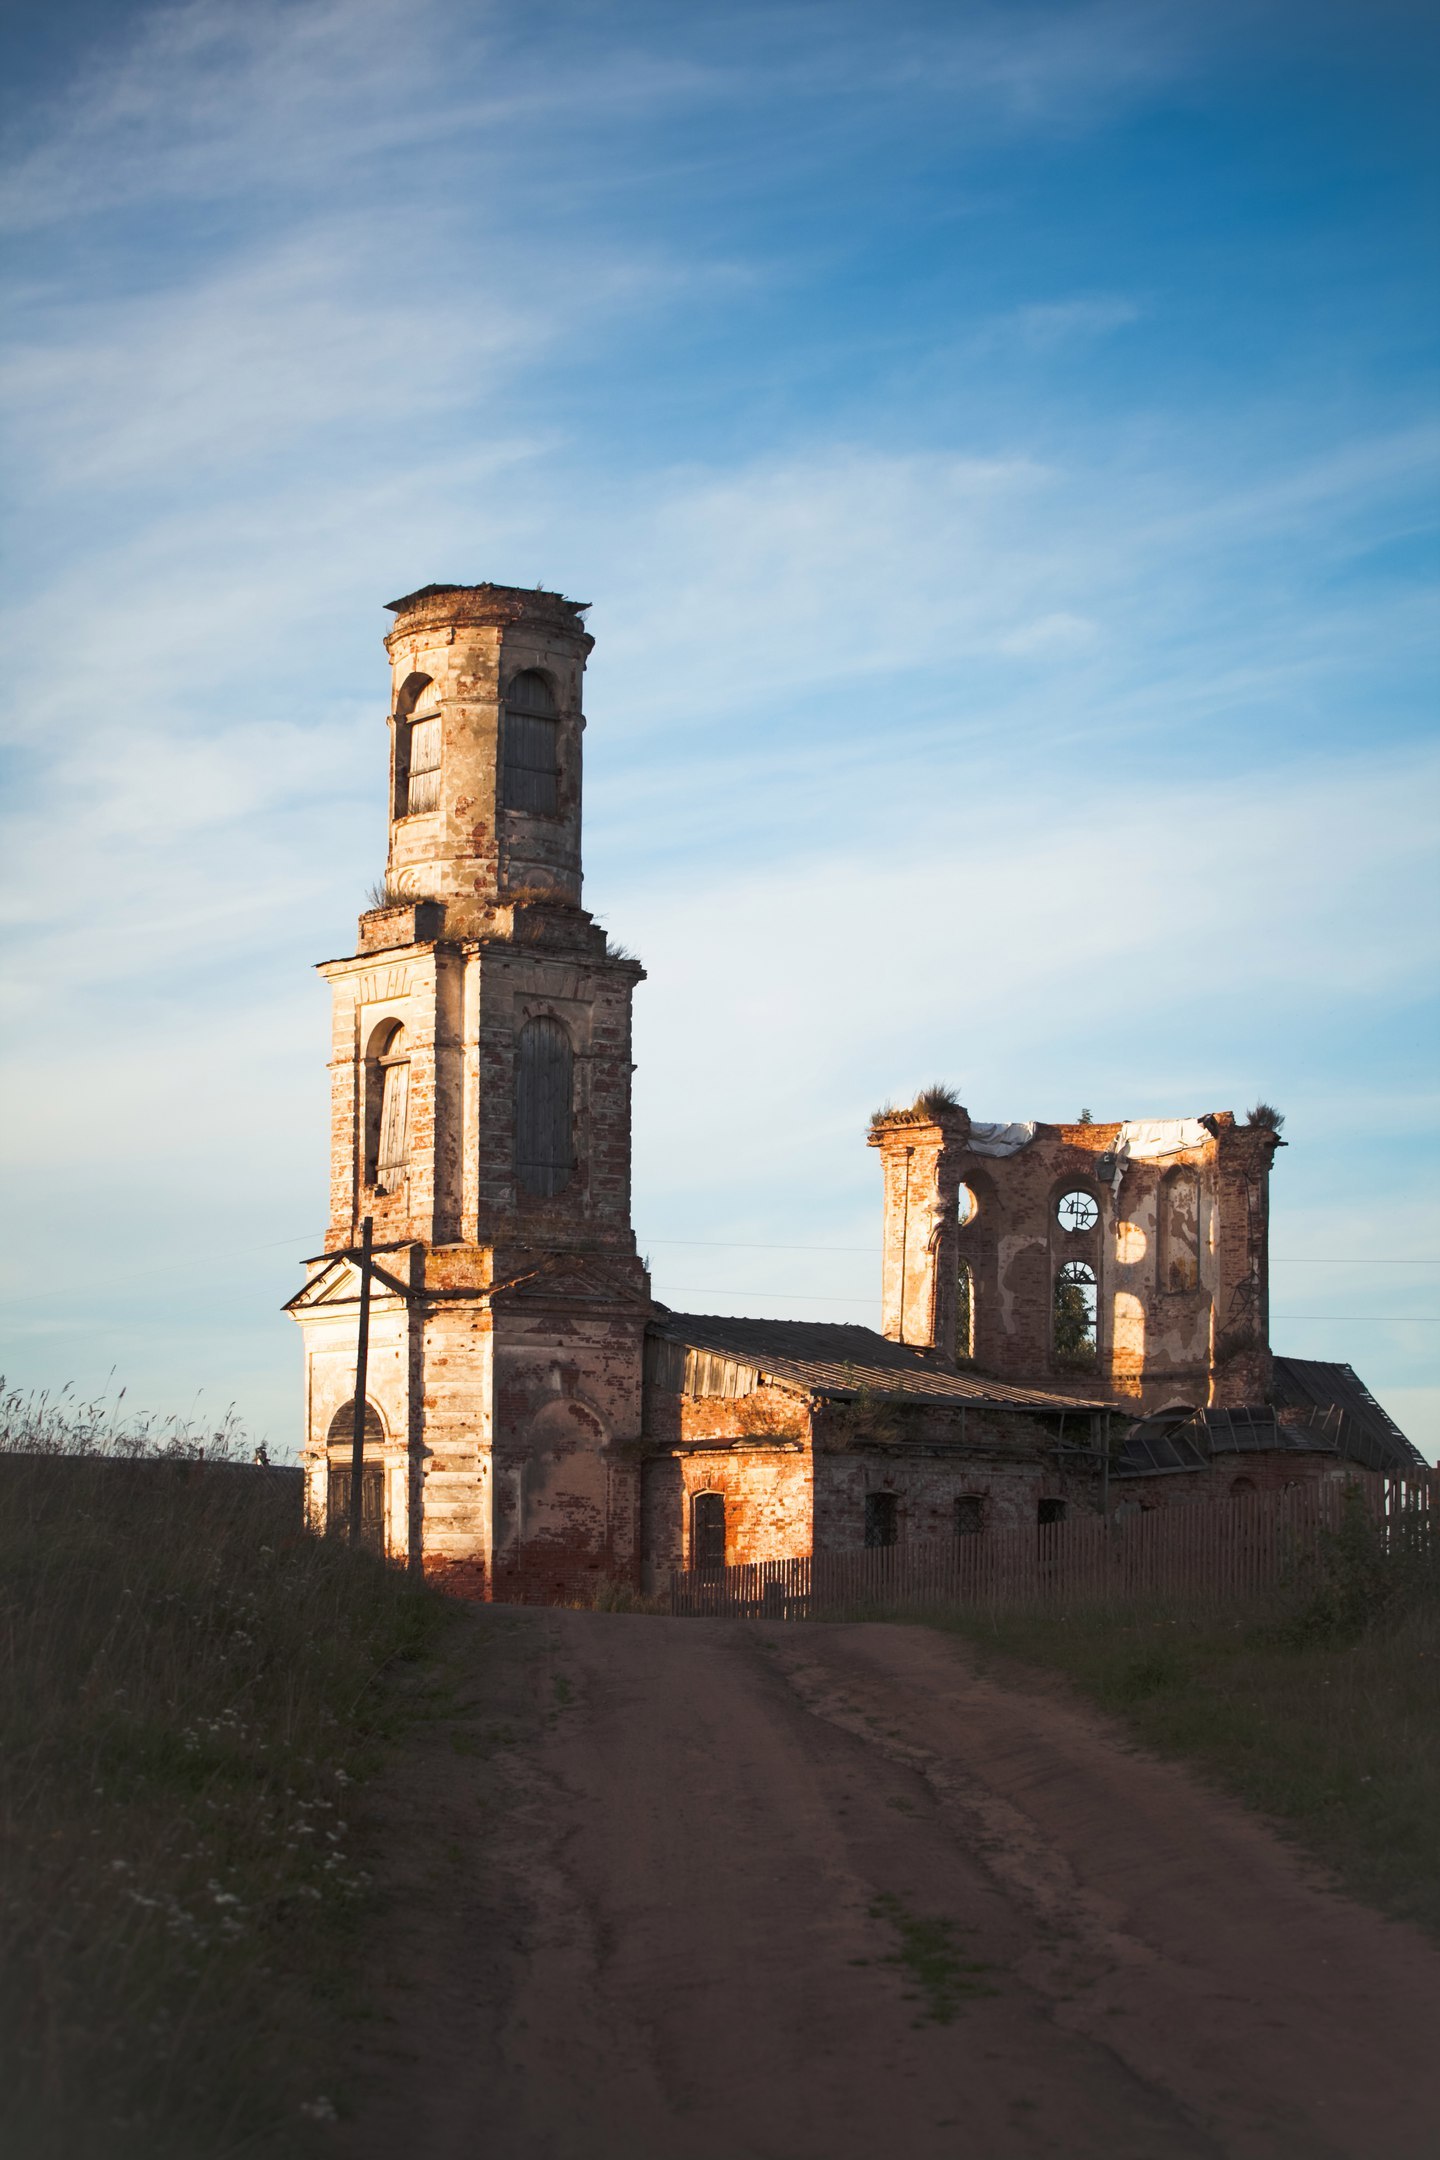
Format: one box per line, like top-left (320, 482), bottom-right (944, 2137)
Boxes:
top-left (379, 581), bottom-right (597, 937)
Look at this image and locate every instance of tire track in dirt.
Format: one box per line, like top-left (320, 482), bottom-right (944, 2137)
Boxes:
top-left (336, 1612), bottom-right (1440, 2160)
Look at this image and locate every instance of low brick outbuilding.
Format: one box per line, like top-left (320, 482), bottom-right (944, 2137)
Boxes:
top-left (640, 1314), bottom-right (1109, 1584)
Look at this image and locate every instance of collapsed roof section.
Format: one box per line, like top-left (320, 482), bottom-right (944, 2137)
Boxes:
top-left (1270, 1355), bottom-right (1425, 1474)
top-left (1117, 1357), bottom-right (1423, 1479)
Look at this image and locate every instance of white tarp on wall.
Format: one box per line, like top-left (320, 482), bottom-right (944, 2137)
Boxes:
top-left (1115, 1118), bottom-right (1211, 1161)
top-left (967, 1120), bottom-right (1038, 1156)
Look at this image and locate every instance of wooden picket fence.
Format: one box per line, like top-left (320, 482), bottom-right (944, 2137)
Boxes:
top-left (668, 1475), bottom-right (1437, 1621)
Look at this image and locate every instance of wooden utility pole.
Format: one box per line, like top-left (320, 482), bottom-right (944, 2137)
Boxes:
top-left (349, 1215), bottom-right (374, 1547)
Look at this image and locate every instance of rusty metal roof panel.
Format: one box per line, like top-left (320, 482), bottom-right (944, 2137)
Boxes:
top-left (647, 1312), bottom-right (1107, 1411)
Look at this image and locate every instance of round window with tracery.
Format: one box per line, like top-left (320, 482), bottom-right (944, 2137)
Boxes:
top-left (1056, 1189), bottom-right (1099, 1233)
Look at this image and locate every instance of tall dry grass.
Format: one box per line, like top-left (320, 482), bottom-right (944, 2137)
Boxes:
top-left (0, 1381), bottom-right (451, 2158)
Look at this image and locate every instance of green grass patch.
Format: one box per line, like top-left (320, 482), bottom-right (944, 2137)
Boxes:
top-left (931, 1595), bottom-right (1440, 1934)
top-left (0, 1434), bottom-right (455, 2158)
top-left (866, 1892), bottom-right (997, 2022)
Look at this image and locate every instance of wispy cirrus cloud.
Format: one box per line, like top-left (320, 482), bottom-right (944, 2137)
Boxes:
top-left (0, 0), bottom-right (1196, 234)
top-left (0, 0), bottom-right (1433, 1456)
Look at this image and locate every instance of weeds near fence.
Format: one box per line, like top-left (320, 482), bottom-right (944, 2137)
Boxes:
top-left (935, 1525), bottom-right (1440, 1934)
top-left (0, 1382), bottom-right (453, 2158)
top-left (568, 1573), bottom-right (670, 1615)
top-left (1276, 1478), bottom-right (1437, 1644)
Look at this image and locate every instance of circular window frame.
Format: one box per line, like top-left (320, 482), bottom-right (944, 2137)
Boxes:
top-left (1056, 1188), bottom-right (1099, 1234)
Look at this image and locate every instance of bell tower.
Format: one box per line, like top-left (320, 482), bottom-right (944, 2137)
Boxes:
top-left (287, 583), bottom-right (652, 1602)
top-left (382, 579), bottom-right (593, 929)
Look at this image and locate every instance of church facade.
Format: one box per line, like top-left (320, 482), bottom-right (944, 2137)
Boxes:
top-left (287, 583), bottom-right (1421, 1599)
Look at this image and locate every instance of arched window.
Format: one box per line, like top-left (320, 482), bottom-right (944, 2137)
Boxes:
top-left (956, 1260), bottom-right (975, 1360)
top-left (327, 1399), bottom-right (384, 1447)
top-left (325, 1400), bottom-right (385, 1549)
top-left (394, 675), bottom-right (441, 818)
top-left (1054, 1260), bottom-right (1098, 1364)
top-left (365, 1022), bottom-right (410, 1192)
top-left (1230, 1476), bottom-right (1256, 1497)
top-left (1160, 1168), bottom-right (1200, 1292)
top-left (515, 1015), bottom-right (573, 1196)
top-left (502, 670), bottom-right (560, 815)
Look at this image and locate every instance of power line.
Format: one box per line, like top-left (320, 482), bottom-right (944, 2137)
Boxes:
top-left (654, 1284), bottom-right (1437, 1320)
top-left (644, 1239), bottom-right (1440, 1264)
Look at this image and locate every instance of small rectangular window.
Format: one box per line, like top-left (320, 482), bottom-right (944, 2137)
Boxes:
top-left (864, 1491), bottom-right (899, 1548)
top-left (955, 1495), bottom-right (985, 1537)
top-left (1038, 1497), bottom-right (1066, 1526)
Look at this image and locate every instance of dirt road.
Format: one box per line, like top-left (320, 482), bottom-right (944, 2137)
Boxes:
top-left (340, 1611), bottom-right (1440, 2159)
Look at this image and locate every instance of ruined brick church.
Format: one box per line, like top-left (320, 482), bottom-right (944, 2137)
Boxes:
top-left (287, 583), bottom-right (1421, 1597)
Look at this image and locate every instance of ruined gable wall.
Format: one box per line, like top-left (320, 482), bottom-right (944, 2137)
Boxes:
top-left (955, 1120), bottom-right (1278, 1411)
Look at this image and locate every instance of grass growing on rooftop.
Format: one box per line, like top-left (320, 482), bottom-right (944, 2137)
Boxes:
top-left (0, 1385), bottom-right (454, 2158)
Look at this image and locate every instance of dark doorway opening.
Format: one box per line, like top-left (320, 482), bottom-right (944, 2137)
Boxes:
top-left (327, 1463), bottom-right (384, 1553)
top-left (693, 1491), bottom-right (727, 1571)
top-left (864, 1491), bottom-right (899, 1548)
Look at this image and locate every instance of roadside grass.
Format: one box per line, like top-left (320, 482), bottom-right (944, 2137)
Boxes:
top-left (0, 1387), bottom-right (455, 2158)
top-left (928, 1588), bottom-right (1440, 1935)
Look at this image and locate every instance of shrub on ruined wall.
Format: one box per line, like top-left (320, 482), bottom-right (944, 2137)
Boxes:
top-left (820, 1383), bottom-right (904, 1453)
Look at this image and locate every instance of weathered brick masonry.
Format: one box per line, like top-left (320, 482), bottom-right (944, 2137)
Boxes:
top-left (288, 584), bottom-right (1422, 1596)
top-left (288, 583), bottom-right (649, 1601)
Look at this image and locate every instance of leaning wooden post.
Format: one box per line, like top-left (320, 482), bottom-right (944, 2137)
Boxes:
top-left (349, 1215), bottom-right (374, 1547)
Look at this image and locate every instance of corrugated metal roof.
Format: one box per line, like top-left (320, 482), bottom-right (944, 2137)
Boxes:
top-left (647, 1312), bottom-right (1106, 1411)
top-left (1271, 1355), bottom-right (1425, 1474)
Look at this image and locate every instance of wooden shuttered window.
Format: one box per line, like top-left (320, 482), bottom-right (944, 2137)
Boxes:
top-left (376, 1053), bottom-right (410, 1192)
top-left (365, 1023), bottom-right (409, 1192)
top-left (502, 671), bottom-right (559, 815)
top-left (515, 1015), bottom-right (573, 1197)
top-left (405, 713), bottom-right (442, 815)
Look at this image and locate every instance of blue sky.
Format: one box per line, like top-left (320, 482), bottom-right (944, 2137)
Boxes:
top-left (1, 0), bottom-right (1436, 1457)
